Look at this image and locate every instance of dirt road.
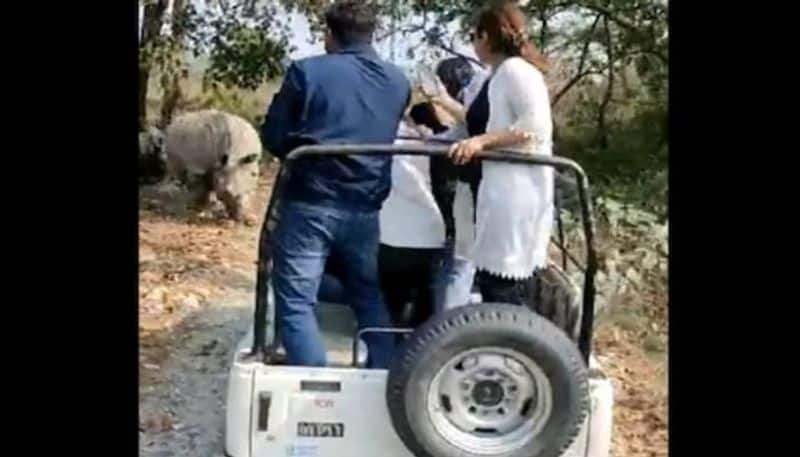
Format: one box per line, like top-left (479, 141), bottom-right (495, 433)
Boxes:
top-left (140, 292), bottom-right (250, 457)
top-left (139, 170), bottom-right (275, 457)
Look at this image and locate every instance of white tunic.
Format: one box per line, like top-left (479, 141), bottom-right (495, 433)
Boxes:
top-left (379, 122), bottom-right (446, 249)
top-left (470, 57), bottom-right (554, 279)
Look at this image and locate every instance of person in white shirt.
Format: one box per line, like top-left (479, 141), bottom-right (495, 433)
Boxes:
top-left (378, 102), bottom-right (451, 327)
top-left (445, 2), bottom-right (554, 306)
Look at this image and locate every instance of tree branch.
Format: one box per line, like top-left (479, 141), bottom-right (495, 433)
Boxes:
top-left (579, 1), bottom-right (668, 65)
top-left (579, 2), bottom-right (639, 33)
top-left (538, 8), bottom-right (549, 52)
top-left (576, 14), bottom-right (601, 72)
top-left (551, 13), bottom-right (601, 107)
top-left (551, 69), bottom-right (603, 107)
top-left (376, 23), bottom-right (425, 41)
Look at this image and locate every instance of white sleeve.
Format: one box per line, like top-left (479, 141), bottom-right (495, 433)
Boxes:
top-left (389, 155), bottom-right (439, 208)
top-left (496, 58), bottom-right (552, 146)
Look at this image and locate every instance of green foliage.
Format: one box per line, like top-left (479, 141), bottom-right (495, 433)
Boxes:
top-left (556, 193), bottom-right (667, 332)
top-left (140, 0), bottom-right (668, 216)
top-left (140, 32), bottom-right (191, 93)
top-left (140, 0), bottom-right (294, 120)
top-left (592, 196), bottom-right (668, 325)
top-left (197, 83), bottom-right (275, 128)
top-left (558, 83), bottom-right (667, 214)
top-left (204, 25), bottom-right (289, 91)
top-left (192, 2), bottom-right (294, 88)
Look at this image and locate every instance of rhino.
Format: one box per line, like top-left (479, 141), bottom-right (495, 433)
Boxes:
top-left (164, 109), bottom-right (262, 221)
top-left (139, 126), bottom-right (167, 184)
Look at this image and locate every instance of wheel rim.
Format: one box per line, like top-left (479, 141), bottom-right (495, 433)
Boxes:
top-left (425, 346), bottom-right (553, 455)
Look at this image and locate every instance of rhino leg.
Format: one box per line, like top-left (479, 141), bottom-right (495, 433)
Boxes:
top-left (218, 191), bottom-right (246, 222)
top-left (185, 171), bottom-right (214, 210)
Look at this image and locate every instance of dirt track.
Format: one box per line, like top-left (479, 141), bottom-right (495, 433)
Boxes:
top-left (138, 165), bottom-right (667, 457)
top-left (139, 170), bottom-right (274, 457)
top-left (139, 292), bottom-right (250, 457)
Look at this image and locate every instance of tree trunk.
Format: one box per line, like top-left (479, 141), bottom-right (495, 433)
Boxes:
top-left (551, 14), bottom-right (601, 108)
top-left (139, 0), bottom-right (168, 131)
top-left (160, 75), bottom-right (184, 128)
top-left (597, 15), bottom-right (614, 151)
top-left (538, 10), bottom-right (549, 52)
top-left (159, 0), bottom-right (187, 129)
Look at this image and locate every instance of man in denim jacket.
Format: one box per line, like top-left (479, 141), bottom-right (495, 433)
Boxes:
top-left (261, 0), bottom-right (410, 368)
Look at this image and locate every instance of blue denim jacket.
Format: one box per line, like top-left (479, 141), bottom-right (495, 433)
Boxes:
top-left (261, 43), bottom-right (411, 211)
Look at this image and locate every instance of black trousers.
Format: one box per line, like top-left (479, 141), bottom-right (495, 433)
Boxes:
top-left (475, 269), bottom-right (540, 307)
top-left (429, 156), bottom-right (482, 239)
top-left (378, 244), bottom-right (444, 328)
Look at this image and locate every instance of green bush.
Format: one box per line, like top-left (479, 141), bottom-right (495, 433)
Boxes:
top-left (556, 84), bottom-right (667, 217)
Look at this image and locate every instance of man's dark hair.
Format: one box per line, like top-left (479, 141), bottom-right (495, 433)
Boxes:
top-left (435, 57), bottom-right (475, 101)
top-left (325, 1), bottom-right (379, 47)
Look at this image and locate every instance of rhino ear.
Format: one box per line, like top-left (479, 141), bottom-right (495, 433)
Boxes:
top-left (238, 153), bottom-right (259, 166)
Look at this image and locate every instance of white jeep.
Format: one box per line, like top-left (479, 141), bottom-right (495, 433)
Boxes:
top-left (225, 144), bottom-right (613, 457)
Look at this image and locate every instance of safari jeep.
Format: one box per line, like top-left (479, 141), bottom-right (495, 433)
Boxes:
top-left (225, 143), bottom-right (613, 457)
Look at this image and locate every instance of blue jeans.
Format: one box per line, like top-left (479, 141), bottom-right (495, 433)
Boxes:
top-left (318, 273), bottom-right (347, 304)
top-left (433, 246), bottom-right (477, 312)
top-left (271, 200), bottom-right (395, 368)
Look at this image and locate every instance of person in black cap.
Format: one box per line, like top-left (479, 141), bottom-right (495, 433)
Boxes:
top-left (423, 56), bottom-right (492, 311)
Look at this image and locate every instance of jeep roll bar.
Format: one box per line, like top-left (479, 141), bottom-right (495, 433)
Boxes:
top-left (250, 144), bottom-right (598, 364)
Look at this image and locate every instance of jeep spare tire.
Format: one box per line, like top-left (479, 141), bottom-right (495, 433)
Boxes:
top-left (386, 303), bottom-right (589, 457)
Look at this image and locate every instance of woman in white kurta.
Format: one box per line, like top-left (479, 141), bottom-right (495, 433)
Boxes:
top-left (448, 2), bottom-right (554, 305)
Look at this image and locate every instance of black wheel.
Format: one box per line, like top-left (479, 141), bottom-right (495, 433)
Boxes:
top-left (528, 265), bottom-right (583, 342)
top-left (386, 303), bottom-right (589, 457)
